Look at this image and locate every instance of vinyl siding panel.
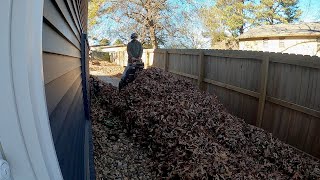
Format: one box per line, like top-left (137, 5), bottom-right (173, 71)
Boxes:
top-left (42, 0), bottom-right (90, 179)
top-left (43, 53), bottom-right (81, 84)
top-left (53, 86), bottom-right (85, 180)
top-left (52, 0), bottom-right (81, 38)
top-left (43, 0), bottom-right (80, 48)
top-left (48, 76), bottom-right (82, 142)
top-left (71, 0), bottom-right (82, 31)
top-left (65, 0), bottom-right (81, 33)
top-left (45, 67), bottom-right (82, 115)
top-left (43, 22), bottom-right (80, 57)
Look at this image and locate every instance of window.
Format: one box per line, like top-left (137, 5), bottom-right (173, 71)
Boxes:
top-left (279, 38), bottom-right (285, 48)
top-left (245, 42), bottom-right (250, 49)
top-left (263, 39), bottom-right (268, 49)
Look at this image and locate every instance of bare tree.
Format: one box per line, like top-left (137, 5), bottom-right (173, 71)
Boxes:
top-left (90, 0), bottom-right (195, 49)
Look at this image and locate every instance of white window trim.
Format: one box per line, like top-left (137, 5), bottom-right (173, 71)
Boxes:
top-left (0, 0), bottom-right (63, 179)
top-left (279, 38), bottom-right (285, 48)
top-left (263, 39), bottom-right (268, 49)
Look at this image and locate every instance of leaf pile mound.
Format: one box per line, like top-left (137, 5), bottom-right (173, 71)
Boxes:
top-left (90, 80), bottom-right (157, 179)
top-left (90, 68), bottom-right (320, 179)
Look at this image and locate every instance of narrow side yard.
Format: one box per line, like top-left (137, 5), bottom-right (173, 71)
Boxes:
top-left (90, 60), bottom-right (124, 78)
top-left (90, 60), bottom-right (124, 87)
top-left (90, 60), bottom-right (156, 179)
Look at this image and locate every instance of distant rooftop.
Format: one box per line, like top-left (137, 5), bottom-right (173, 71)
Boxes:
top-left (238, 22), bottom-right (320, 40)
top-left (90, 44), bottom-right (126, 48)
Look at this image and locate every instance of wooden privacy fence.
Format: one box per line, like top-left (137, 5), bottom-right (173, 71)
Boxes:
top-left (108, 49), bottom-right (154, 67)
top-left (107, 48), bottom-right (320, 158)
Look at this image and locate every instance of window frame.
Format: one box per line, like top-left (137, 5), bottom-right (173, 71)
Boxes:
top-left (279, 38), bottom-right (285, 48)
top-left (263, 38), bottom-right (268, 49)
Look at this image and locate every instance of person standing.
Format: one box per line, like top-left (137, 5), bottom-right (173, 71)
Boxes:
top-left (127, 33), bottom-right (143, 64)
top-left (120, 33), bottom-right (143, 83)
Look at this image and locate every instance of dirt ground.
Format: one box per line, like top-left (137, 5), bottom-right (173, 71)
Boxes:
top-left (89, 60), bottom-right (124, 87)
top-left (90, 60), bottom-right (125, 78)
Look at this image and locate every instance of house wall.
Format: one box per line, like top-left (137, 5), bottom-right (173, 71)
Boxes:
top-left (239, 37), bottom-right (320, 56)
top-left (42, 0), bottom-right (92, 180)
top-left (0, 0), bottom-right (70, 179)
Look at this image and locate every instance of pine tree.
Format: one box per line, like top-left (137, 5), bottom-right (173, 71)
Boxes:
top-left (99, 38), bottom-right (110, 45)
top-left (113, 39), bottom-right (124, 46)
top-left (281, 0), bottom-right (302, 23)
top-left (200, 0), bottom-right (255, 47)
top-left (256, 0), bottom-right (302, 25)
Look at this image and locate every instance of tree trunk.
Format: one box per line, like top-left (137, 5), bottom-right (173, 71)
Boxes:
top-left (145, 0), bottom-right (158, 49)
top-left (239, 0), bottom-right (244, 35)
top-left (239, 25), bottom-right (244, 34)
top-left (149, 24), bottom-right (158, 49)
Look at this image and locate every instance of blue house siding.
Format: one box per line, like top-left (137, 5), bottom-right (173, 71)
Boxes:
top-left (42, 0), bottom-right (91, 179)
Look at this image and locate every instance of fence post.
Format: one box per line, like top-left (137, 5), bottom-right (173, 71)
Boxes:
top-left (197, 51), bottom-right (205, 90)
top-left (123, 51), bottom-right (126, 66)
top-left (117, 51), bottom-right (120, 65)
top-left (164, 50), bottom-right (169, 71)
top-left (256, 56), bottom-right (270, 127)
top-left (146, 52), bottom-right (150, 68)
top-left (121, 51), bottom-right (123, 66)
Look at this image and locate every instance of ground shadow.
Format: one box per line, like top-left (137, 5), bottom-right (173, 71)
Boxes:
top-left (94, 75), bottom-right (121, 87)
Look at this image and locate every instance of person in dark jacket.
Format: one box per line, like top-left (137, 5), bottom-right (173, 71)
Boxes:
top-left (121, 33), bottom-right (143, 81)
top-left (127, 33), bottom-right (143, 63)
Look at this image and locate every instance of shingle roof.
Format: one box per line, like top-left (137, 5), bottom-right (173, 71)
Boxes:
top-left (238, 22), bottom-right (320, 40)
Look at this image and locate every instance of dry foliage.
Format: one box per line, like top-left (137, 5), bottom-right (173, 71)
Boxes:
top-left (91, 79), bottom-right (157, 179)
top-left (90, 68), bottom-right (320, 179)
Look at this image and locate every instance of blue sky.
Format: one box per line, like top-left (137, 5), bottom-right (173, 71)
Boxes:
top-left (191, 0), bottom-right (320, 22)
top-left (89, 0), bottom-right (320, 45)
top-left (299, 0), bottom-right (320, 22)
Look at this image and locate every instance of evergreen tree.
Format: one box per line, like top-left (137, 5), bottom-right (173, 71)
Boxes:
top-left (200, 0), bottom-right (255, 47)
top-left (113, 39), bottom-right (124, 45)
top-left (99, 38), bottom-right (110, 45)
top-left (256, 0), bottom-right (302, 25)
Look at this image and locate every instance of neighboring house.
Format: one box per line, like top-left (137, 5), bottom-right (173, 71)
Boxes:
top-left (90, 44), bottom-right (127, 52)
top-left (238, 23), bottom-right (320, 56)
top-left (0, 0), bottom-right (94, 180)
top-left (212, 40), bottom-right (239, 50)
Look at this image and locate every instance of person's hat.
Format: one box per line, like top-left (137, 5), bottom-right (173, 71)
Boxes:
top-left (131, 33), bottom-right (138, 39)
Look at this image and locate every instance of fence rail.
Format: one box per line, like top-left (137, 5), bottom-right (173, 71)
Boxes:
top-left (105, 48), bottom-right (320, 158)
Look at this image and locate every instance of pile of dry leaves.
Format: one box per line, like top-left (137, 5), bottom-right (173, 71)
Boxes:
top-left (90, 68), bottom-right (320, 179)
top-left (90, 79), bottom-right (156, 179)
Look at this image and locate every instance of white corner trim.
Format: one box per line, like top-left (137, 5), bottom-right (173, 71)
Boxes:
top-left (8, 0), bottom-right (64, 179)
top-left (0, 0), bottom-right (37, 179)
